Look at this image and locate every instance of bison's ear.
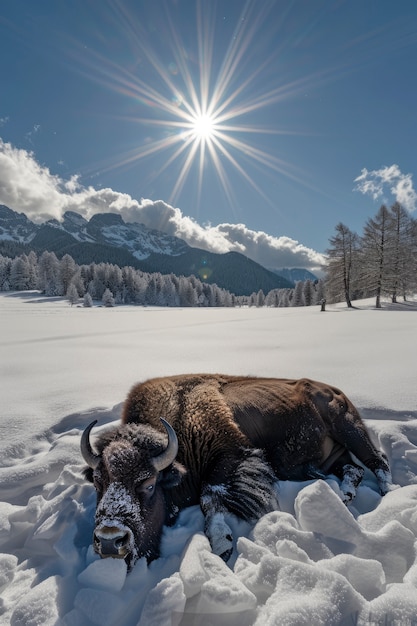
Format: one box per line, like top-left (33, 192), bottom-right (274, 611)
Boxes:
top-left (159, 461), bottom-right (187, 489)
top-left (82, 467), bottom-right (94, 483)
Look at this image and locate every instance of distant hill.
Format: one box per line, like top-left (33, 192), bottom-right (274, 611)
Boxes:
top-left (270, 267), bottom-right (318, 283)
top-left (0, 205), bottom-right (293, 295)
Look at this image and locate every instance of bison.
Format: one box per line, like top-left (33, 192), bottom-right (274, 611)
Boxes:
top-left (81, 374), bottom-right (393, 569)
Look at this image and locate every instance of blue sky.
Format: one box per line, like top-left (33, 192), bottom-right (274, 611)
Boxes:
top-left (1, 0), bottom-right (417, 271)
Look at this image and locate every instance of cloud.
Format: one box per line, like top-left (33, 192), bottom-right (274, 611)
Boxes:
top-left (354, 164), bottom-right (417, 212)
top-left (0, 138), bottom-right (325, 272)
top-left (25, 124), bottom-right (41, 145)
top-left (0, 139), bottom-right (66, 221)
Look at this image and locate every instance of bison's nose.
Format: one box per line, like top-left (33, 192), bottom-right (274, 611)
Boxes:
top-left (94, 526), bottom-right (132, 558)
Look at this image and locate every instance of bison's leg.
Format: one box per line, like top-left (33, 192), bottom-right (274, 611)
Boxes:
top-left (201, 506), bottom-right (234, 562)
top-left (325, 449), bottom-right (365, 503)
top-left (200, 449), bottom-right (278, 560)
top-left (331, 408), bottom-right (393, 496)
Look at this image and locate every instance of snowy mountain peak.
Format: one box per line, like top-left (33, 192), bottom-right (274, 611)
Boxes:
top-left (62, 211), bottom-right (89, 227)
top-left (0, 206), bottom-right (189, 259)
top-left (0, 206), bottom-right (297, 294)
top-left (89, 212), bottom-right (125, 227)
top-left (0, 204), bottom-right (36, 243)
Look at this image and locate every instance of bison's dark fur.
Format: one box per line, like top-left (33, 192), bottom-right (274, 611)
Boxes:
top-left (82, 374), bottom-right (393, 568)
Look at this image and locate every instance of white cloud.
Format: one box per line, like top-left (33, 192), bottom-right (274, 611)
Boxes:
top-left (354, 164), bottom-right (417, 212)
top-left (0, 138), bottom-right (325, 272)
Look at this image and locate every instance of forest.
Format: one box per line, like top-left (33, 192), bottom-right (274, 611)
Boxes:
top-left (0, 202), bottom-right (415, 308)
top-left (326, 202), bottom-right (417, 307)
top-left (0, 248), bottom-right (324, 308)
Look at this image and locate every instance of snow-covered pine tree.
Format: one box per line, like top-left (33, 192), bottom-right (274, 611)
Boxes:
top-left (256, 289), bottom-right (265, 307)
top-left (0, 255), bottom-right (11, 290)
top-left (37, 251), bottom-right (60, 295)
top-left (292, 281), bottom-right (305, 306)
top-left (59, 254), bottom-right (77, 296)
top-left (83, 292), bottom-right (93, 307)
top-left (102, 288), bottom-right (115, 307)
top-left (303, 280), bottom-right (314, 306)
top-left (10, 255), bottom-right (31, 290)
top-left (70, 269), bottom-right (86, 297)
top-left (66, 283), bottom-right (79, 306)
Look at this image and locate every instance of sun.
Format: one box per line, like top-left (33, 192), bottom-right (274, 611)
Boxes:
top-left (190, 113), bottom-right (217, 142)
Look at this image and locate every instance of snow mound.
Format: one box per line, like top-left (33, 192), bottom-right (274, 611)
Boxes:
top-left (0, 413), bottom-right (416, 625)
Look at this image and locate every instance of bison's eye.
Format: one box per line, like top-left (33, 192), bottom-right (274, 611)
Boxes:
top-left (135, 477), bottom-right (157, 498)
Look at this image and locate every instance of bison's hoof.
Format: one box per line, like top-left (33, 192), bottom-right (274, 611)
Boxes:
top-left (341, 491), bottom-right (354, 505)
top-left (219, 546), bottom-right (233, 562)
top-left (375, 468), bottom-right (395, 496)
top-left (206, 514), bottom-right (234, 559)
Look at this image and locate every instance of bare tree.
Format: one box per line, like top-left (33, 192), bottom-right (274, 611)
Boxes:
top-left (360, 205), bottom-right (392, 308)
top-left (387, 203), bottom-right (416, 302)
top-left (325, 223), bottom-right (359, 307)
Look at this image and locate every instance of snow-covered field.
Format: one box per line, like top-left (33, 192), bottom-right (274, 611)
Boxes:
top-left (1, 291), bottom-right (417, 626)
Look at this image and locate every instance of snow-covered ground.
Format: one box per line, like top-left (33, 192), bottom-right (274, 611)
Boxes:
top-left (1, 291), bottom-right (417, 625)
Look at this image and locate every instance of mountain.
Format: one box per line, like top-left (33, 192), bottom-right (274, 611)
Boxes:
top-left (0, 205), bottom-right (37, 243)
top-left (0, 205), bottom-right (294, 295)
top-left (45, 210), bottom-right (189, 258)
top-left (271, 267), bottom-right (318, 283)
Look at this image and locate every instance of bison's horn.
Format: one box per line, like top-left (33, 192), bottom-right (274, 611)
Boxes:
top-left (81, 420), bottom-right (101, 469)
top-left (152, 418), bottom-right (178, 472)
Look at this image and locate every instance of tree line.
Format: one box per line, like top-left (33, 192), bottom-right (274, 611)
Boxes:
top-left (326, 202), bottom-right (417, 308)
top-left (3, 201), bottom-right (412, 309)
top-left (0, 249), bottom-right (326, 308)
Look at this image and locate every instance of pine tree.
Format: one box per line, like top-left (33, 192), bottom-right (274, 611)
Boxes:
top-left (279, 289), bottom-right (291, 307)
top-left (102, 288), bottom-right (115, 307)
top-left (83, 292), bottom-right (93, 307)
top-left (292, 281), bottom-right (305, 306)
top-left (27, 251), bottom-right (38, 288)
top-left (315, 279), bottom-right (326, 306)
top-left (265, 289), bottom-right (279, 307)
top-left (38, 251), bottom-right (60, 295)
top-left (66, 283), bottom-right (79, 306)
top-left (59, 254), bottom-right (77, 295)
top-left (256, 289), bottom-right (265, 307)
top-left (0, 255), bottom-right (12, 290)
top-left (10, 256), bottom-right (31, 290)
top-left (303, 280), bottom-right (314, 306)
top-left (70, 269), bottom-right (86, 297)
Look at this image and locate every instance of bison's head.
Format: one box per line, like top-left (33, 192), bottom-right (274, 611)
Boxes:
top-left (81, 419), bottom-right (186, 569)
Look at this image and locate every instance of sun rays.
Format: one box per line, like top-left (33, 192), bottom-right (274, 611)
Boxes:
top-left (67, 0), bottom-right (322, 211)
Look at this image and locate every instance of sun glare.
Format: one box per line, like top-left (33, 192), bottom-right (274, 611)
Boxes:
top-left (75, 1), bottom-right (318, 208)
top-left (190, 114), bottom-right (217, 141)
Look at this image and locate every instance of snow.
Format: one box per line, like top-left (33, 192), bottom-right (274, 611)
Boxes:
top-left (1, 290), bottom-right (417, 625)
